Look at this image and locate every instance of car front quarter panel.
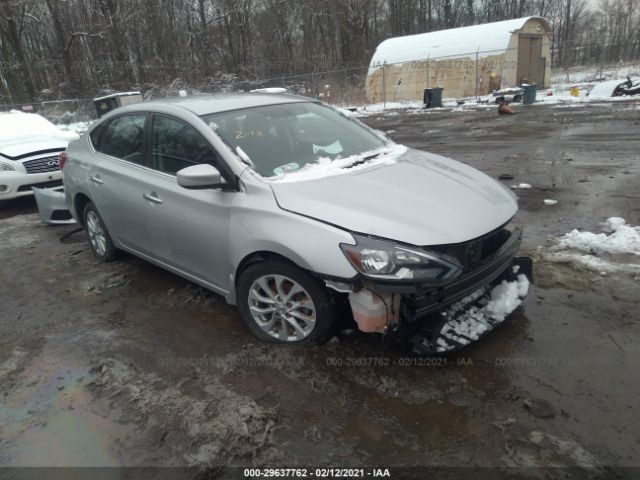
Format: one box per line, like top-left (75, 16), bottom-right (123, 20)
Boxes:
top-left (225, 175), bottom-right (358, 304)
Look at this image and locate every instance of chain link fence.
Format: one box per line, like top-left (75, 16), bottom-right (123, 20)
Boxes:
top-left (1, 97), bottom-right (97, 125)
top-left (3, 42), bottom-right (640, 123)
top-left (252, 43), bottom-right (640, 106)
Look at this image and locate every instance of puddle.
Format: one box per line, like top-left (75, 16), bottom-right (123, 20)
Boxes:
top-left (0, 350), bottom-right (134, 466)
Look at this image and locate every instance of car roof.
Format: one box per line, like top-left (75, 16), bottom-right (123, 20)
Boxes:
top-left (124, 92), bottom-right (317, 116)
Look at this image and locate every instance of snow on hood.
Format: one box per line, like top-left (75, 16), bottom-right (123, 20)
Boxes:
top-left (270, 147), bottom-right (518, 245)
top-left (0, 111), bottom-right (77, 158)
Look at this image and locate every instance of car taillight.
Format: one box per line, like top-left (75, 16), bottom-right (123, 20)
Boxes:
top-left (58, 152), bottom-right (68, 170)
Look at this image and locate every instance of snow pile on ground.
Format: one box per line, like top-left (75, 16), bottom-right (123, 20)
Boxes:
top-left (552, 62), bottom-right (640, 87)
top-left (347, 98), bottom-right (494, 116)
top-left (437, 271), bottom-right (530, 352)
top-left (267, 143), bottom-right (408, 183)
top-left (56, 121), bottom-right (93, 134)
top-left (556, 217), bottom-right (640, 256)
top-left (348, 100), bottom-right (423, 116)
top-left (540, 217), bottom-right (640, 275)
top-left (537, 90), bottom-right (640, 106)
top-left (344, 85), bottom-right (637, 115)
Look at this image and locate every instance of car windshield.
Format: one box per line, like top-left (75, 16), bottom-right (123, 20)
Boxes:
top-left (201, 102), bottom-right (387, 177)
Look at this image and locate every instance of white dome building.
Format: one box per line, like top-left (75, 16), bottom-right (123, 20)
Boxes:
top-left (366, 17), bottom-right (551, 102)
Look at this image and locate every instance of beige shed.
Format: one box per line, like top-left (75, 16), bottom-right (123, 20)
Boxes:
top-left (366, 17), bottom-right (551, 102)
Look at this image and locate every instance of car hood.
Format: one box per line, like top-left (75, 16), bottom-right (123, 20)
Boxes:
top-left (269, 148), bottom-right (518, 245)
top-left (0, 135), bottom-right (72, 160)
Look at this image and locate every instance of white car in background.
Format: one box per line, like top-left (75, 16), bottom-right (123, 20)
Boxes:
top-left (0, 111), bottom-right (78, 201)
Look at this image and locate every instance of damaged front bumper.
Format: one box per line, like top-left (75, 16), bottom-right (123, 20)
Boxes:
top-left (32, 186), bottom-right (76, 225)
top-left (328, 226), bottom-right (533, 354)
top-left (407, 256), bottom-right (532, 354)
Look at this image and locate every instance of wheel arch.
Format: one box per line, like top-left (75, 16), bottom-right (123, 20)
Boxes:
top-left (73, 192), bottom-right (92, 226)
top-left (235, 250), bottom-right (310, 286)
top-left (226, 248), bottom-right (318, 306)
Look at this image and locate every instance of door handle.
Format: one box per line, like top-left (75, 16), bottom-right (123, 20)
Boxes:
top-left (90, 175), bottom-right (104, 185)
top-left (143, 192), bottom-right (163, 204)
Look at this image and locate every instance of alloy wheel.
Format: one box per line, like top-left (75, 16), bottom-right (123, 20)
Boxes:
top-left (86, 210), bottom-right (107, 257)
top-left (247, 274), bottom-right (316, 341)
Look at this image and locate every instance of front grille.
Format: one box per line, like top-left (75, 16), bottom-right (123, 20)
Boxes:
top-left (429, 226), bottom-right (512, 273)
top-left (22, 156), bottom-right (60, 174)
top-left (18, 179), bottom-right (63, 192)
top-left (402, 227), bottom-right (522, 321)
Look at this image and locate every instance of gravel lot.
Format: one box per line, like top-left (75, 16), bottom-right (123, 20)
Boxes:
top-left (1, 100), bottom-right (639, 477)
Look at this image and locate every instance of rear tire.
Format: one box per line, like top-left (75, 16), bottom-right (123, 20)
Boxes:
top-left (84, 202), bottom-right (119, 262)
top-left (236, 260), bottom-right (338, 345)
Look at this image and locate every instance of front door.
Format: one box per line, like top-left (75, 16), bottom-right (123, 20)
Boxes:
top-left (517, 35), bottom-right (543, 86)
top-left (139, 113), bottom-right (234, 292)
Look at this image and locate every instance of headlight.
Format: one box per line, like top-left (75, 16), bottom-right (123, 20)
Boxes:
top-left (340, 235), bottom-right (462, 283)
top-left (0, 161), bottom-right (15, 171)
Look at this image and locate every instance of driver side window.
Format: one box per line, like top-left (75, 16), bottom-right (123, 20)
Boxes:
top-left (151, 115), bottom-right (220, 175)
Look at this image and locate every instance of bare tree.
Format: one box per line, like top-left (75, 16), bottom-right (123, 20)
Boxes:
top-left (0, 0), bottom-right (637, 103)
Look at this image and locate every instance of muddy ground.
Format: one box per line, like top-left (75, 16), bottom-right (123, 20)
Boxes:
top-left (1, 101), bottom-right (639, 477)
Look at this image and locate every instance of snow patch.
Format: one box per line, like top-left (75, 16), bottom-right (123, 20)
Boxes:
top-left (540, 217), bottom-right (640, 275)
top-left (266, 143), bottom-right (408, 183)
top-left (56, 121), bottom-right (93, 134)
top-left (555, 217), bottom-right (640, 256)
top-left (235, 145), bottom-right (254, 166)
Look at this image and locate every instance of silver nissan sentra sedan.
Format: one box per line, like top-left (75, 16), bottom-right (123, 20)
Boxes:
top-left (62, 93), bottom-right (531, 354)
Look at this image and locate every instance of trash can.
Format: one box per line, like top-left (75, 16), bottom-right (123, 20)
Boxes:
top-left (423, 87), bottom-right (444, 108)
top-left (522, 84), bottom-right (537, 105)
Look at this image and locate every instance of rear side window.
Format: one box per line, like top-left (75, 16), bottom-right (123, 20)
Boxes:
top-left (150, 114), bottom-right (221, 175)
top-left (89, 124), bottom-right (103, 148)
top-left (96, 114), bottom-right (147, 165)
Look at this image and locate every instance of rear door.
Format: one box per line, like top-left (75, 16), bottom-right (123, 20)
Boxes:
top-left (138, 113), bottom-right (235, 291)
top-left (90, 113), bottom-right (151, 254)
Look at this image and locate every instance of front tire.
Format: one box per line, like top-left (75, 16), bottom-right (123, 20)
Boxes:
top-left (84, 202), bottom-right (118, 262)
top-left (236, 260), bottom-right (338, 345)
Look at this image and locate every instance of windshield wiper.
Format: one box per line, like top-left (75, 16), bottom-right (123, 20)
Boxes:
top-left (344, 152), bottom-right (383, 169)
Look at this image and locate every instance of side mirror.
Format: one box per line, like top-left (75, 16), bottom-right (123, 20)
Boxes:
top-left (177, 164), bottom-right (226, 189)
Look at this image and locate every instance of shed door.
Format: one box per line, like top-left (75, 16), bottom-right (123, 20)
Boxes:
top-left (517, 35), bottom-right (543, 86)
